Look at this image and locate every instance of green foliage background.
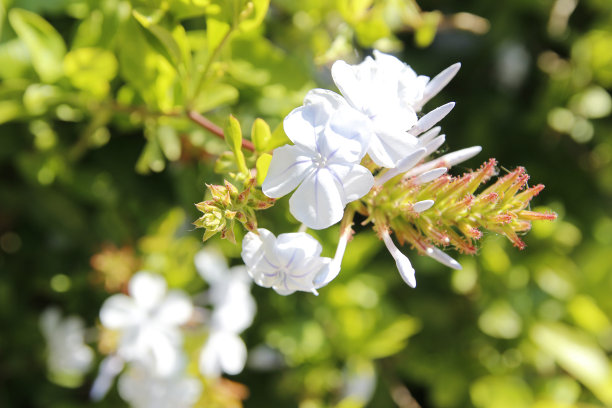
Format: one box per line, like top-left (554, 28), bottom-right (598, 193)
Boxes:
top-left (1, 0), bottom-right (612, 407)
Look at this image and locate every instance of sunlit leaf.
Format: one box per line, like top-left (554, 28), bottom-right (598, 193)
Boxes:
top-left (8, 8), bottom-right (66, 83)
top-left (63, 47), bottom-right (118, 97)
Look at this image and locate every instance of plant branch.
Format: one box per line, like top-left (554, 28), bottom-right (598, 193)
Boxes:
top-left (187, 110), bottom-right (255, 152)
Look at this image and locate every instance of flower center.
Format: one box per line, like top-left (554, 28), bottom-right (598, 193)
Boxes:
top-left (313, 152), bottom-right (327, 168)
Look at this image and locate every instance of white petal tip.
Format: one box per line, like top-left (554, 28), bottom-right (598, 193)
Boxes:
top-left (445, 146), bottom-right (482, 167)
top-left (412, 200), bottom-right (435, 213)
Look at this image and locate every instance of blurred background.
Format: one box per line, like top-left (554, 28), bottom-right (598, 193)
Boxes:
top-left (1, 0), bottom-right (612, 407)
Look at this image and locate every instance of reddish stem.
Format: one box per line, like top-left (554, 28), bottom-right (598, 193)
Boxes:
top-left (187, 110), bottom-right (255, 152)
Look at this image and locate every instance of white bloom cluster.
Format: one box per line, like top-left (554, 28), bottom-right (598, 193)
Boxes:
top-left (246, 51), bottom-right (481, 293)
top-left (40, 308), bottom-right (94, 382)
top-left (91, 271), bottom-right (201, 405)
top-left (195, 248), bottom-right (256, 377)
top-left (263, 51), bottom-right (462, 230)
top-left (86, 249), bottom-right (257, 408)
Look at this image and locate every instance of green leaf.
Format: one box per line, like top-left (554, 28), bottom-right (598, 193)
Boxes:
top-left (361, 315), bottom-right (421, 358)
top-left (238, 0), bottom-right (270, 31)
top-left (256, 153), bottom-right (272, 185)
top-left (225, 115), bottom-right (248, 174)
top-left (63, 47), bottom-right (118, 97)
top-left (133, 10), bottom-right (183, 70)
top-left (136, 125), bottom-right (166, 174)
top-left (415, 11), bottom-right (441, 48)
top-left (192, 82), bottom-right (239, 112)
top-left (8, 8), bottom-right (66, 83)
top-left (168, 0), bottom-right (211, 20)
top-left (530, 322), bottom-right (612, 405)
top-left (157, 125), bottom-right (182, 161)
top-left (206, 16), bottom-right (232, 55)
top-left (268, 122), bottom-right (291, 150)
top-left (251, 118), bottom-right (271, 152)
top-left (214, 151), bottom-right (239, 174)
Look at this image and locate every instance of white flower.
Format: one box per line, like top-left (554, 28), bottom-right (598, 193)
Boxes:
top-left (199, 330), bottom-right (247, 377)
top-left (90, 355), bottom-right (125, 401)
top-left (262, 95), bottom-right (374, 229)
top-left (194, 248), bottom-right (256, 378)
top-left (39, 307), bottom-right (93, 379)
top-left (241, 228), bottom-right (332, 295)
top-left (99, 272), bottom-right (193, 376)
top-left (195, 248), bottom-right (256, 334)
top-left (330, 51), bottom-right (460, 167)
top-left (118, 365), bottom-right (202, 408)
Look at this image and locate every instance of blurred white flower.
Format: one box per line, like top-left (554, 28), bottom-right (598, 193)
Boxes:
top-left (195, 248), bottom-right (256, 333)
top-left (262, 95), bottom-right (374, 229)
top-left (199, 330), bottom-right (247, 377)
top-left (118, 365), bottom-right (202, 408)
top-left (39, 307), bottom-right (93, 380)
top-left (90, 354), bottom-right (125, 401)
top-left (99, 272), bottom-right (193, 376)
top-left (241, 228), bottom-right (331, 295)
top-left (195, 248), bottom-right (256, 378)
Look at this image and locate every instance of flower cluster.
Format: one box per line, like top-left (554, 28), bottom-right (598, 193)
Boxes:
top-left (229, 51), bottom-right (556, 294)
top-left (91, 271), bottom-right (200, 402)
top-left (39, 249), bottom-right (258, 408)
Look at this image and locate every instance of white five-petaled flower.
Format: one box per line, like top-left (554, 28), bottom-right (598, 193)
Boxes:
top-left (99, 272), bottom-right (193, 377)
top-left (117, 364), bottom-right (202, 408)
top-left (241, 228), bottom-right (332, 295)
top-left (330, 51), bottom-right (460, 167)
top-left (194, 248), bottom-right (256, 377)
top-left (39, 307), bottom-right (93, 379)
top-left (262, 92), bottom-right (374, 230)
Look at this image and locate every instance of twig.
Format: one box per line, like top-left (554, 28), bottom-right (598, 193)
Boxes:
top-left (187, 110), bottom-right (255, 152)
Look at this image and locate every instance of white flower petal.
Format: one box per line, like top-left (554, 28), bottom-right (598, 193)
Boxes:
top-left (409, 102), bottom-right (455, 136)
top-left (441, 146), bottom-right (482, 167)
top-left (414, 167), bottom-right (448, 185)
top-left (262, 145), bottom-right (313, 198)
top-left (412, 200), bottom-right (435, 213)
top-left (304, 88), bottom-right (347, 110)
top-left (275, 232), bottom-right (322, 263)
top-left (395, 253), bottom-right (417, 288)
top-left (90, 355), bottom-right (125, 401)
top-left (129, 272), bottom-right (167, 311)
top-left (423, 135), bottom-right (446, 155)
top-left (421, 62), bottom-right (461, 107)
top-left (417, 126), bottom-right (441, 144)
top-left (367, 129), bottom-right (418, 168)
top-left (156, 291), bottom-right (193, 326)
top-left (331, 60), bottom-right (368, 111)
top-left (340, 164), bottom-right (374, 203)
top-left (426, 246), bottom-right (462, 270)
top-left (194, 248), bottom-right (228, 284)
top-left (382, 231), bottom-right (417, 288)
top-left (325, 106), bottom-right (372, 162)
top-left (199, 331), bottom-right (247, 377)
top-left (289, 169), bottom-right (345, 229)
top-left (100, 295), bottom-right (139, 329)
top-left (283, 103), bottom-right (330, 149)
